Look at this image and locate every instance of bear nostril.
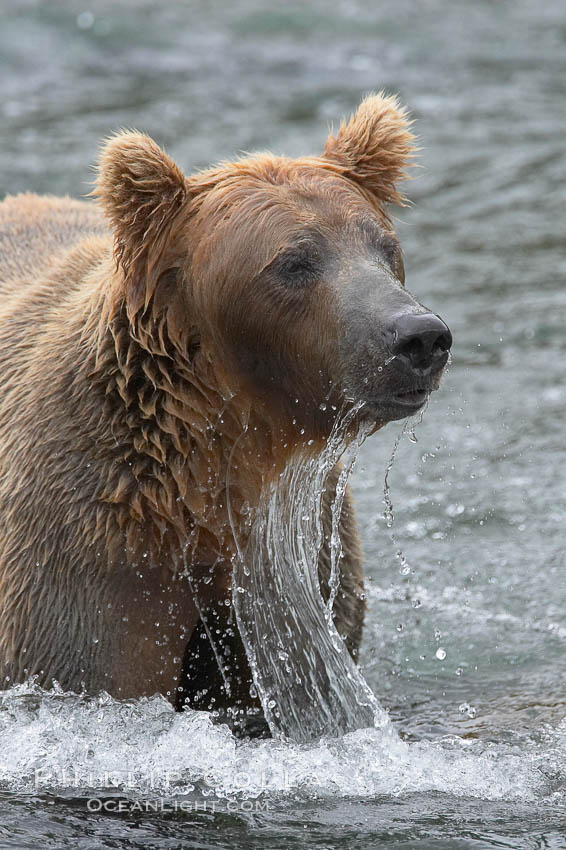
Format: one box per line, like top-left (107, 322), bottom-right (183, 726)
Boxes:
top-left (398, 337), bottom-right (425, 364)
top-left (390, 313), bottom-right (452, 373)
top-left (431, 331), bottom-right (452, 360)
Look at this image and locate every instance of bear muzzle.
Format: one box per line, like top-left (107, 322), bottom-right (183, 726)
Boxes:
top-left (342, 310), bottom-right (452, 423)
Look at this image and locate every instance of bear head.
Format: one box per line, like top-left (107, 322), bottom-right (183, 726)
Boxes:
top-left (96, 94), bottom-right (451, 450)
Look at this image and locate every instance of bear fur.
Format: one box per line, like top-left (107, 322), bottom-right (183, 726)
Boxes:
top-left (0, 95), bottom-right (415, 721)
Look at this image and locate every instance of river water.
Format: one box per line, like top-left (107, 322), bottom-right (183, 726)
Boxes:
top-left (1, 1), bottom-right (566, 847)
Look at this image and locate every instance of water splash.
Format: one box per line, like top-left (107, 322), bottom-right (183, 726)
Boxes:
top-left (230, 405), bottom-right (391, 743)
top-left (0, 682), bottom-right (557, 803)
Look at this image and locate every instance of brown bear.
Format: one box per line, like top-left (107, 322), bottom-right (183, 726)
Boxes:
top-left (0, 94), bottom-right (451, 735)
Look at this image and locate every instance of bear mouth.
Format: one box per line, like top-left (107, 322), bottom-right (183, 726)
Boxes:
top-left (359, 386), bottom-right (431, 423)
top-left (393, 387), bottom-right (429, 408)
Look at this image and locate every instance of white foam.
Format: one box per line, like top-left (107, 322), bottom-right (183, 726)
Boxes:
top-left (0, 682), bottom-right (560, 802)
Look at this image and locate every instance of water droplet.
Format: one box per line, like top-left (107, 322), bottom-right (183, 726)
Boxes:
top-left (77, 11), bottom-right (95, 30)
top-left (435, 647), bottom-right (447, 660)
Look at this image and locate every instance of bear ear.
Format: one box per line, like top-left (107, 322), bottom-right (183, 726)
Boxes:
top-left (323, 92), bottom-right (416, 209)
top-left (95, 131), bottom-right (189, 315)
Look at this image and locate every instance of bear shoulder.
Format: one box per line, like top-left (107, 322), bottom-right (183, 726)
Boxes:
top-left (0, 193), bottom-right (108, 296)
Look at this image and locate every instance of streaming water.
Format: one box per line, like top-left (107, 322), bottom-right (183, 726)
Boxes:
top-left (383, 407), bottom-right (428, 578)
top-left (230, 407), bottom-right (389, 742)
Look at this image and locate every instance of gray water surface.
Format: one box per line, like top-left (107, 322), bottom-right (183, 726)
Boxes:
top-left (1, 1), bottom-right (566, 847)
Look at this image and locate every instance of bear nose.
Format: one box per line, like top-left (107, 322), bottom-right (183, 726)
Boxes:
top-left (389, 313), bottom-right (452, 375)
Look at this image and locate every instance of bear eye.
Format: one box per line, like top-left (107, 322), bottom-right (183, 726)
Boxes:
top-left (392, 251), bottom-right (405, 285)
top-left (372, 233), bottom-right (405, 284)
top-left (274, 249), bottom-right (321, 286)
top-left (381, 239), bottom-right (405, 284)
